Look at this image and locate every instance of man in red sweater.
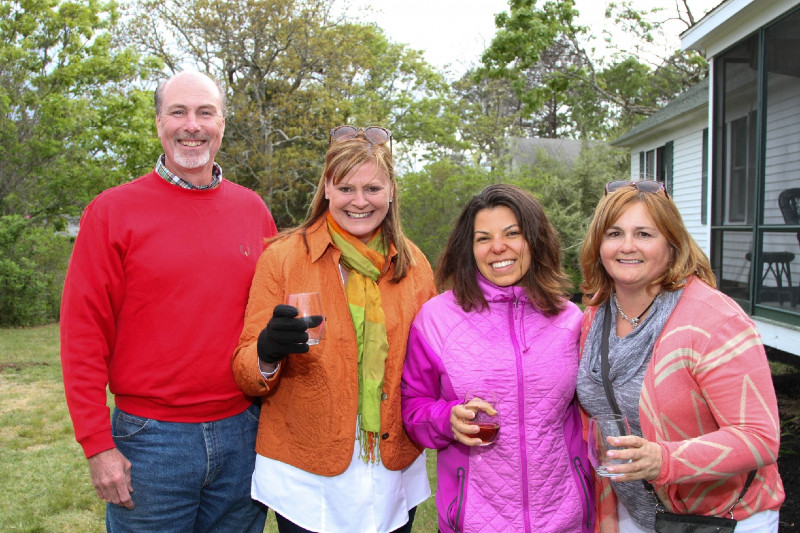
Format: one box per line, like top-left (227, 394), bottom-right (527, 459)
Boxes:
top-left (60, 70), bottom-right (277, 532)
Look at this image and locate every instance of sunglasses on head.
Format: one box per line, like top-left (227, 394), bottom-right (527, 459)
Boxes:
top-left (605, 180), bottom-right (668, 197)
top-left (329, 126), bottom-right (392, 148)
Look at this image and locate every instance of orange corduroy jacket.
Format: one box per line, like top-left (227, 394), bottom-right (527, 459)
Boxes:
top-left (232, 217), bottom-right (436, 476)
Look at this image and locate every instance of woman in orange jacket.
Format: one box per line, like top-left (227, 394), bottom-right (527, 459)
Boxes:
top-left (232, 126), bottom-right (436, 533)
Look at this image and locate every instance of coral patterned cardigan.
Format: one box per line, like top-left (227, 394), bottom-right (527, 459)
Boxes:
top-left (578, 276), bottom-right (784, 533)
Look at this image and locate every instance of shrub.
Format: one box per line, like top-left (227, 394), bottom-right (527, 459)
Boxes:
top-left (0, 215), bottom-right (72, 326)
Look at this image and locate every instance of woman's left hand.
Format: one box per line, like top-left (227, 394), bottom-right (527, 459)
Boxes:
top-left (603, 435), bottom-right (662, 482)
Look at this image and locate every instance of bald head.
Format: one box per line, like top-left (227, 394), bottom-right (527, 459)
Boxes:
top-left (154, 71), bottom-right (227, 117)
top-left (154, 70), bottom-right (227, 186)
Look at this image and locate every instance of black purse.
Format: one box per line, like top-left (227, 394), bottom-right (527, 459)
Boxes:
top-left (597, 301), bottom-right (755, 533)
top-left (653, 508), bottom-right (736, 533)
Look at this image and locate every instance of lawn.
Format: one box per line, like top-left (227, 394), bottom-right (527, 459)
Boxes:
top-left (0, 324), bottom-right (440, 532)
top-left (3, 324), bottom-right (796, 532)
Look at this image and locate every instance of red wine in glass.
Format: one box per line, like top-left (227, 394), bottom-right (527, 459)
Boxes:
top-left (474, 422), bottom-right (499, 444)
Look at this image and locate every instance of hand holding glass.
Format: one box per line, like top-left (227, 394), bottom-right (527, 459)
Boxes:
top-left (464, 390), bottom-right (499, 446)
top-left (286, 292), bottom-right (325, 345)
top-left (588, 414), bottom-right (632, 477)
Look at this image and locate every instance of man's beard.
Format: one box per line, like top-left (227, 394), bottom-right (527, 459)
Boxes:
top-left (173, 148), bottom-right (210, 169)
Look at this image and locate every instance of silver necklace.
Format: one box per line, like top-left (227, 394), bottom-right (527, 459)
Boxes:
top-left (613, 293), bottom-right (656, 328)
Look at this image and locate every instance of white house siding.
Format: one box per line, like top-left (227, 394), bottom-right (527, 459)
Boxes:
top-left (630, 158), bottom-right (640, 181)
top-left (672, 130), bottom-right (709, 252)
top-left (623, 123), bottom-right (710, 252)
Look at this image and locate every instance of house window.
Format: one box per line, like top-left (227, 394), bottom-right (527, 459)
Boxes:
top-left (726, 111), bottom-right (756, 224)
top-left (712, 7), bottom-right (800, 318)
top-left (643, 149), bottom-right (655, 178)
top-left (639, 142), bottom-right (672, 193)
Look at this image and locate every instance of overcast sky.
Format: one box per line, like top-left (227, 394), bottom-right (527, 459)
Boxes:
top-left (345, 0), bottom-right (722, 78)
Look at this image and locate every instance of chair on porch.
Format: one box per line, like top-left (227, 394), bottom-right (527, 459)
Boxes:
top-left (779, 188), bottom-right (800, 306)
top-left (745, 188), bottom-right (799, 307)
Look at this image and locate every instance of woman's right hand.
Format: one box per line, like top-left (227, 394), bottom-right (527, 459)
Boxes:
top-left (450, 400), bottom-right (494, 447)
top-left (256, 305), bottom-right (323, 364)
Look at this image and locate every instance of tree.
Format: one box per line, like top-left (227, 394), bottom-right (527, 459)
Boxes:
top-left (477, 0), bottom-right (709, 139)
top-left (527, 142), bottom-right (630, 284)
top-left (0, 0), bottom-right (161, 222)
top-left (122, 0), bottom-right (460, 227)
top-left (400, 142), bottom-right (629, 288)
top-left (0, 215), bottom-right (72, 325)
top-left (451, 71), bottom-right (523, 169)
top-left (399, 160), bottom-right (499, 263)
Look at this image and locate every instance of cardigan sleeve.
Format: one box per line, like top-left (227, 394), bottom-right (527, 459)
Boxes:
top-left (401, 323), bottom-right (462, 450)
top-left (649, 290), bottom-right (780, 486)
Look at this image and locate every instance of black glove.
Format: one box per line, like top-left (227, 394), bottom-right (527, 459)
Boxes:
top-left (256, 304), bottom-right (324, 365)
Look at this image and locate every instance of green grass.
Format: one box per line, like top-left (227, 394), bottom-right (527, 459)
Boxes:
top-left (0, 324), bottom-right (439, 532)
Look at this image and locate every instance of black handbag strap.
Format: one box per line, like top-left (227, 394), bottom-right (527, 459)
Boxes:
top-left (597, 299), bottom-right (757, 517)
top-left (600, 300), bottom-right (621, 415)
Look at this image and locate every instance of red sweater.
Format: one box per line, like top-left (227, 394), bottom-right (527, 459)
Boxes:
top-left (60, 172), bottom-right (277, 458)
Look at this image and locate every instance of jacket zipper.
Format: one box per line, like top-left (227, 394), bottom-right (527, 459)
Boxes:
top-left (511, 295), bottom-right (532, 533)
top-left (446, 466), bottom-right (466, 532)
top-left (573, 456), bottom-right (592, 530)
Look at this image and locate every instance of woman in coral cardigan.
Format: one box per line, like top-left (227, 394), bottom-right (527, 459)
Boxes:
top-left (232, 126), bottom-right (436, 533)
top-left (577, 180), bottom-right (784, 533)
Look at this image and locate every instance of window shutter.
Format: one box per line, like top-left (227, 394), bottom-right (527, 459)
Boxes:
top-left (701, 129), bottom-right (708, 225)
top-left (664, 141), bottom-right (674, 196)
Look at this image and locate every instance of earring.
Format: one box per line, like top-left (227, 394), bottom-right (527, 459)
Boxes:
top-left (325, 195), bottom-right (329, 200)
top-left (389, 198), bottom-right (393, 203)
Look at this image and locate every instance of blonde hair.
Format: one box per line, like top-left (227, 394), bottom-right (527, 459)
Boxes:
top-left (290, 135), bottom-right (414, 282)
top-left (579, 186), bottom-right (715, 306)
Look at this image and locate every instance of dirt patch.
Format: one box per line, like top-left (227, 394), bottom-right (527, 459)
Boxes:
top-left (768, 347), bottom-right (800, 532)
top-left (0, 361), bottom-right (50, 372)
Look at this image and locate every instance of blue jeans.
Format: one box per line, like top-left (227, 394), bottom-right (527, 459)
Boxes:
top-left (106, 404), bottom-right (268, 533)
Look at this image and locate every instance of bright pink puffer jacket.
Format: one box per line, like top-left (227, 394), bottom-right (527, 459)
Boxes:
top-left (402, 273), bottom-right (594, 533)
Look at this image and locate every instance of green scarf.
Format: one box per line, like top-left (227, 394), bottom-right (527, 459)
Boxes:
top-left (326, 213), bottom-right (389, 463)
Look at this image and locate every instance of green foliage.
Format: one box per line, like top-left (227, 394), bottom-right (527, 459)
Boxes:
top-left (123, 0), bottom-right (460, 228)
top-left (452, 73), bottom-right (522, 167)
top-left (520, 143), bottom-right (629, 287)
top-left (476, 0), bottom-right (709, 139)
top-left (0, 215), bottom-right (72, 326)
top-left (400, 143), bottom-right (629, 290)
top-left (399, 160), bottom-right (500, 264)
top-left (0, 0), bottom-right (162, 219)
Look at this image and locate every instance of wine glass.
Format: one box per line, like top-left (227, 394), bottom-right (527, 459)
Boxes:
top-left (286, 292), bottom-right (325, 345)
top-left (588, 414), bottom-right (631, 477)
top-left (464, 390), bottom-right (500, 446)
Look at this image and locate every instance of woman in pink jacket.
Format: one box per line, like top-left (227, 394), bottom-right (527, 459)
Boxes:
top-left (401, 184), bottom-right (594, 533)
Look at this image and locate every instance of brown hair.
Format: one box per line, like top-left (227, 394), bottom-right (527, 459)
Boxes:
top-left (289, 134), bottom-right (414, 282)
top-left (435, 184), bottom-right (571, 316)
top-left (579, 186), bottom-right (715, 307)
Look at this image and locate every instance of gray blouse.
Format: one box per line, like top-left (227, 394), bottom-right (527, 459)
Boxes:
top-left (577, 288), bottom-right (683, 530)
